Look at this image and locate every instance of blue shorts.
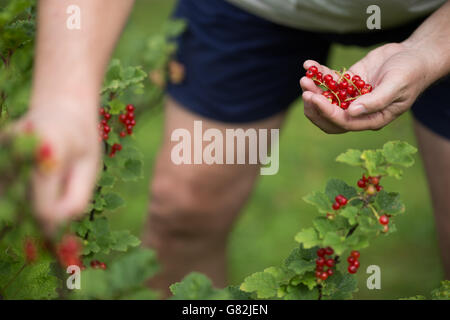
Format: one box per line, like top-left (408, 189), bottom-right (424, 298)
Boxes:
top-left (167, 0), bottom-right (450, 140)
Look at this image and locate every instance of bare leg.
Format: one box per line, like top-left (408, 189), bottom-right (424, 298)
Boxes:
top-left (414, 120), bottom-right (450, 279)
top-left (143, 97), bottom-right (286, 297)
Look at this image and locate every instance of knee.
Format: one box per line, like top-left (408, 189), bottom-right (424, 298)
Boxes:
top-left (146, 172), bottom-right (231, 251)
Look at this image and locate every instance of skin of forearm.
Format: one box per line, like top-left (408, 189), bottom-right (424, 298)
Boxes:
top-left (403, 0), bottom-right (450, 85)
top-left (31, 0), bottom-right (135, 118)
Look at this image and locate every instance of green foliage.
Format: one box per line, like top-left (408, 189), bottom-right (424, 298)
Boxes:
top-left (0, 1), bottom-right (186, 301)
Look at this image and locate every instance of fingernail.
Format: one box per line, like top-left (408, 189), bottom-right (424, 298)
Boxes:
top-left (349, 104), bottom-right (367, 116)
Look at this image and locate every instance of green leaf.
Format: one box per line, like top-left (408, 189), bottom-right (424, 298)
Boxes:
top-left (240, 271), bottom-right (278, 299)
top-left (104, 192), bottom-right (125, 211)
top-left (284, 247), bottom-right (317, 276)
top-left (431, 280), bottom-right (450, 300)
top-left (284, 284), bottom-right (319, 300)
top-left (386, 166), bottom-right (404, 179)
top-left (361, 149), bottom-right (386, 176)
top-left (303, 191), bottom-right (331, 213)
top-left (382, 141), bottom-right (417, 168)
top-left (325, 178), bottom-right (357, 202)
top-left (336, 149), bottom-right (363, 167)
top-left (339, 206), bottom-right (359, 225)
top-left (108, 249), bottom-right (159, 293)
top-left (322, 232), bottom-right (347, 255)
top-left (121, 159), bottom-right (143, 182)
top-left (98, 172), bottom-right (116, 188)
top-left (376, 191), bottom-right (405, 215)
top-left (110, 230), bottom-right (141, 252)
top-left (313, 217), bottom-right (339, 239)
top-left (171, 272), bottom-right (222, 300)
top-left (264, 266), bottom-right (295, 285)
top-left (322, 271), bottom-right (358, 300)
top-left (294, 228), bottom-right (320, 248)
top-left (108, 99), bottom-right (125, 115)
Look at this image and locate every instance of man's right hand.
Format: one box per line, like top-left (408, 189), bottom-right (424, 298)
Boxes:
top-left (18, 104), bottom-right (101, 234)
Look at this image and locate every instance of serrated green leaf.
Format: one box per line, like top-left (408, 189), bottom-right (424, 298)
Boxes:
top-left (325, 178), bottom-right (357, 202)
top-left (171, 272), bottom-right (223, 300)
top-left (98, 172), bottom-right (116, 188)
top-left (303, 191), bottom-right (331, 213)
top-left (375, 191), bottom-right (405, 215)
top-left (110, 230), bottom-right (141, 252)
top-left (121, 159), bottom-right (143, 181)
top-left (322, 271), bottom-right (358, 300)
top-left (294, 228), bottom-right (320, 248)
top-left (108, 99), bottom-right (125, 115)
top-left (382, 141), bottom-right (417, 168)
top-left (108, 249), bottom-right (159, 293)
top-left (313, 217), bottom-right (339, 239)
top-left (339, 206), bottom-right (359, 225)
top-left (322, 232), bottom-right (347, 255)
top-left (284, 284), bottom-right (319, 300)
top-left (104, 192), bottom-right (125, 211)
top-left (386, 166), bottom-right (404, 179)
top-left (240, 271), bottom-right (278, 299)
top-left (361, 149), bottom-right (386, 176)
top-left (336, 149), bottom-right (363, 167)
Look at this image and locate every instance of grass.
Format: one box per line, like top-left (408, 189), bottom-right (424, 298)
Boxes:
top-left (109, 0), bottom-right (443, 299)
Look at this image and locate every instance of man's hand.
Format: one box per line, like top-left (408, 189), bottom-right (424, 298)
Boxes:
top-left (300, 0), bottom-right (450, 134)
top-left (17, 104), bottom-right (101, 233)
top-left (300, 43), bottom-right (432, 134)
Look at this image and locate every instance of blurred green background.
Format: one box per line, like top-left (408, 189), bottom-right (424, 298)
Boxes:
top-left (109, 0), bottom-right (443, 299)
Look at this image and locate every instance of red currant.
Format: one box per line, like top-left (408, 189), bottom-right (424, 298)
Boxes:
top-left (348, 265), bottom-right (358, 274)
top-left (325, 259), bottom-right (334, 268)
top-left (316, 257), bottom-right (325, 266)
top-left (324, 247), bottom-right (334, 255)
top-left (353, 260), bottom-right (360, 268)
top-left (323, 74), bottom-right (333, 84)
top-left (327, 269), bottom-right (334, 276)
top-left (357, 179), bottom-right (366, 188)
top-left (317, 248), bottom-right (326, 257)
top-left (328, 80), bottom-right (338, 92)
top-left (351, 250), bottom-right (360, 259)
top-left (126, 104), bottom-right (135, 112)
top-left (352, 75), bottom-right (361, 83)
top-left (355, 80), bottom-right (365, 89)
top-left (332, 202), bottom-right (340, 210)
top-left (340, 101), bottom-right (349, 110)
top-left (319, 272), bottom-right (328, 281)
top-left (306, 70), bottom-right (314, 78)
top-left (379, 215), bottom-right (389, 225)
top-left (347, 256), bottom-right (355, 264)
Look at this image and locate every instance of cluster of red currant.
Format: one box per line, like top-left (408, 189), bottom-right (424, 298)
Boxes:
top-left (332, 194), bottom-right (348, 211)
top-left (315, 247), bottom-right (335, 281)
top-left (98, 104), bottom-right (137, 157)
top-left (357, 174), bottom-right (383, 195)
top-left (305, 66), bottom-right (373, 110)
top-left (57, 235), bottom-right (83, 268)
top-left (118, 104), bottom-right (137, 137)
top-left (99, 108), bottom-right (112, 141)
top-left (90, 260), bottom-right (107, 270)
top-left (346, 250), bottom-right (361, 274)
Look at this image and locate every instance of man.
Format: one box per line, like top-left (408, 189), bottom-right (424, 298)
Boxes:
top-left (25, 0), bottom-right (449, 296)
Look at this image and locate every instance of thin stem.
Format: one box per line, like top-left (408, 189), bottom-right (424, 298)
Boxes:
top-left (367, 204), bottom-right (380, 220)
